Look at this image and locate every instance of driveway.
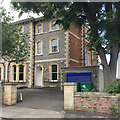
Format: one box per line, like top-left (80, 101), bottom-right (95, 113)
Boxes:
top-left (1, 88), bottom-right (118, 119)
top-left (16, 88), bottom-right (64, 111)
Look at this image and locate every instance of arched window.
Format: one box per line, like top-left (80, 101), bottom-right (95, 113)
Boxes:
top-left (36, 23), bottom-right (43, 34)
top-left (36, 40), bottom-right (43, 55)
top-left (50, 19), bottom-right (59, 31)
top-left (49, 38), bottom-right (59, 53)
top-left (18, 25), bottom-right (24, 33)
top-left (0, 67), bottom-right (1, 81)
top-left (13, 65), bottom-right (16, 82)
top-left (19, 65), bottom-right (24, 82)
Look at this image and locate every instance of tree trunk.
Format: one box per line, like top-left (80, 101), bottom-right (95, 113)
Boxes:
top-left (99, 45), bottom-right (119, 89)
top-left (103, 65), bottom-right (116, 89)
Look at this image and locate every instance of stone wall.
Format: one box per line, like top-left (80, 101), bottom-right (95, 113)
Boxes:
top-left (3, 83), bottom-right (17, 105)
top-left (74, 92), bottom-right (120, 115)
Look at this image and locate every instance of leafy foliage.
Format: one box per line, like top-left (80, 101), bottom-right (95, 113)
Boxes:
top-left (109, 104), bottom-right (118, 116)
top-left (104, 79), bottom-right (120, 93)
top-left (11, 2), bottom-right (120, 86)
top-left (0, 7), bottom-right (29, 63)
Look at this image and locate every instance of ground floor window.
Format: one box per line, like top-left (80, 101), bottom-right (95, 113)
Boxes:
top-left (0, 67), bottom-right (1, 81)
top-left (50, 64), bottom-right (58, 82)
top-left (13, 65), bottom-right (16, 82)
top-left (19, 65), bottom-right (24, 82)
top-left (11, 63), bottom-right (26, 82)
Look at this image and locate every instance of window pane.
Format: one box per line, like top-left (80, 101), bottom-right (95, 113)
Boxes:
top-left (52, 73), bottom-right (57, 80)
top-left (19, 65), bottom-right (24, 81)
top-left (20, 27), bottom-right (23, 33)
top-left (0, 67), bottom-right (1, 81)
top-left (37, 42), bottom-right (41, 54)
top-left (51, 39), bottom-right (57, 52)
top-left (19, 73), bottom-right (23, 80)
top-left (52, 21), bottom-right (57, 30)
top-left (19, 65), bottom-right (24, 72)
top-left (13, 65), bottom-right (16, 81)
top-left (85, 52), bottom-right (87, 66)
top-left (52, 65), bottom-right (57, 72)
top-left (38, 24), bottom-right (42, 33)
top-left (88, 53), bottom-right (89, 65)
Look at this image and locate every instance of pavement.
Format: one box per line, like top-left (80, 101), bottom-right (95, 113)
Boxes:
top-left (0, 88), bottom-right (119, 119)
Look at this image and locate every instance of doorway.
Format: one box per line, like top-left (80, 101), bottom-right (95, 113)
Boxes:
top-left (36, 66), bottom-right (43, 87)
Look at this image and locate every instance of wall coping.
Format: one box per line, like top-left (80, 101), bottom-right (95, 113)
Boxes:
top-left (4, 83), bottom-right (18, 86)
top-left (64, 82), bottom-right (75, 86)
top-left (75, 92), bottom-right (120, 98)
top-left (61, 66), bottom-right (99, 69)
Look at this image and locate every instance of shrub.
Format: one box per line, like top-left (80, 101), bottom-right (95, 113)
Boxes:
top-left (104, 79), bottom-right (120, 93)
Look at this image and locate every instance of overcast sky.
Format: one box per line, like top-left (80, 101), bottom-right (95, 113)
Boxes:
top-left (1, 0), bottom-right (40, 22)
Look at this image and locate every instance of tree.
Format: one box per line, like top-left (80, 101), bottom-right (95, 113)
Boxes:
top-left (11, 2), bottom-right (120, 88)
top-left (0, 7), bottom-right (29, 63)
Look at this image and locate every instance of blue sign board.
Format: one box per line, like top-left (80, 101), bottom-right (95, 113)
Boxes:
top-left (67, 72), bottom-right (92, 82)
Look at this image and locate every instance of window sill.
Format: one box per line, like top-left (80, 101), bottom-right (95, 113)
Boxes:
top-left (50, 80), bottom-right (58, 83)
top-left (35, 54), bottom-right (43, 56)
top-left (35, 32), bottom-right (44, 35)
top-left (49, 29), bottom-right (60, 33)
top-left (49, 51), bottom-right (59, 54)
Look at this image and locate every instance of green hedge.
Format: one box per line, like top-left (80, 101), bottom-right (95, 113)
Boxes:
top-left (104, 79), bottom-right (120, 93)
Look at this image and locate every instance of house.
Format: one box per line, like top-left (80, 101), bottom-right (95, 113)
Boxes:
top-left (0, 17), bottom-right (98, 88)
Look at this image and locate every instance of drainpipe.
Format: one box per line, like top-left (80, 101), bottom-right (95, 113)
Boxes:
top-left (83, 25), bottom-right (85, 66)
top-left (91, 50), bottom-right (93, 65)
top-left (32, 18), bottom-right (36, 87)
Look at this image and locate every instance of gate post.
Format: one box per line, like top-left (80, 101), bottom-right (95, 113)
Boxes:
top-left (3, 83), bottom-right (17, 105)
top-left (64, 82), bottom-right (75, 111)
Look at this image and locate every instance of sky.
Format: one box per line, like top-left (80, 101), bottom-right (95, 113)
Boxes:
top-left (1, 0), bottom-right (40, 22)
top-left (1, 0), bottom-right (120, 78)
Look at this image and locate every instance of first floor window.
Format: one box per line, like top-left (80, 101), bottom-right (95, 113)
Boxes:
top-left (19, 65), bottom-right (24, 82)
top-left (85, 52), bottom-right (90, 66)
top-left (51, 65), bottom-right (58, 81)
top-left (37, 41), bottom-right (42, 54)
top-left (51, 39), bottom-right (57, 52)
top-left (37, 24), bottom-right (42, 33)
top-left (13, 65), bottom-right (16, 82)
top-left (0, 67), bottom-right (1, 81)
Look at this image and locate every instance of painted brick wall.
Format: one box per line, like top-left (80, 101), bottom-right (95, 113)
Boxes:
top-left (75, 92), bottom-right (120, 115)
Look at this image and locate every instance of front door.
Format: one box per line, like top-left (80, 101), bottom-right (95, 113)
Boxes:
top-left (36, 67), bottom-right (42, 87)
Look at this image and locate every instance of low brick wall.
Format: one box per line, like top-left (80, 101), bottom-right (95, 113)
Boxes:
top-left (75, 92), bottom-right (120, 115)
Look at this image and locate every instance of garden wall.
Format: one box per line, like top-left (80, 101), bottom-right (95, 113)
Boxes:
top-left (75, 92), bottom-right (120, 115)
top-left (64, 83), bottom-right (120, 116)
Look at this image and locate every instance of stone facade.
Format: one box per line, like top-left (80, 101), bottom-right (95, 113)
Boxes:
top-left (0, 17), bottom-right (98, 88)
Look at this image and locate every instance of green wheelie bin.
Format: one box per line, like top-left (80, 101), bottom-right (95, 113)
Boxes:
top-left (80, 82), bottom-right (92, 92)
